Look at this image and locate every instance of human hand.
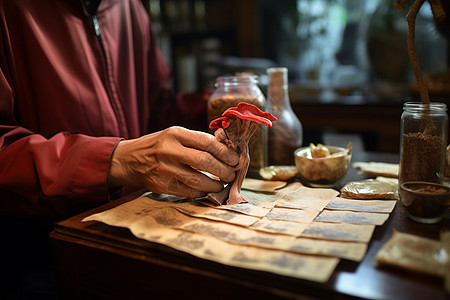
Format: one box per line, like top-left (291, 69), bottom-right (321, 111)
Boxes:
top-left (107, 126), bottom-right (239, 198)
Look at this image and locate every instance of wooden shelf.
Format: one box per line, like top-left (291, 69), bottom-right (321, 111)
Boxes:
top-left (290, 92), bottom-right (450, 153)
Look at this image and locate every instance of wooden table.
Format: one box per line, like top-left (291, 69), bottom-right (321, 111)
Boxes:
top-left (50, 151), bottom-right (450, 300)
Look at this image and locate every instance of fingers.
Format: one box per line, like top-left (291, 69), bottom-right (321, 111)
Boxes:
top-left (108, 127), bottom-right (238, 199)
top-left (171, 163), bottom-right (225, 192)
top-left (165, 178), bottom-right (206, 199)
top-left (174, 127), bottom-right (239, 166)
top-left (165, 127), bottom-right (238, 183)
top-left (149, 164), bottom-right (225, 198)
top-left (172, 148), bottom-right (235, 183)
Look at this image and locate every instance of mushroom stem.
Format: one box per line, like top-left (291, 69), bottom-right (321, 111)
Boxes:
top-left (207, 102), bottom-right (276, 205)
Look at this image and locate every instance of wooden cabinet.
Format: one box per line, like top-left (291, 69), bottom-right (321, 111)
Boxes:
top-left (142, 0), bottom-right (261, 91)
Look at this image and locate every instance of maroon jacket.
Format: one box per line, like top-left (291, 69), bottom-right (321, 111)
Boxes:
top-left (0, 0), bottom-right (208, 224)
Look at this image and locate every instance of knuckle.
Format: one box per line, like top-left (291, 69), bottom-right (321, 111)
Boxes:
top-left (198, 132), bottom-right (215, 148)
top-left (220, 167), bottom-right (235, 182)
top-left (184, 175), bottom-right (202, 188)
top-left (195, 153), bottom-right (211, 168)
top-left (164, 126), bottom-right (183, 137)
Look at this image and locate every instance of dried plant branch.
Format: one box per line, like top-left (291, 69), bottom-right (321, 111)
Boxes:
top-left (406, 0), bottom-right (429, 104)
top-left (401, 0), bottom-right (446, 106)
top-left (404, 0), bottom-right (447, 134)
top-left (428, 0), bottom-right (446, 21)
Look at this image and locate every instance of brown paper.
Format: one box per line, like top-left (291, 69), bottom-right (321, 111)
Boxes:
top-left (326, 197), bottom-right (397, 213)
top-left (242, 178), bottom-right (287, 192)
top-left (290, 238), bottom-right (367, 262)
top-left (301, 221), bottom-right (375, 242)
top-left (353, 162), bottom-right (398, 178)
top-left (265, 207), bottom-right (320, 223)
top-left (250, 218), bottom-right (308, 236)
top-left (315, 209), bottom-right (390, 225)
top-left (82, 181), bottom-right (397, 283)
top-left (376, 230), bottom-right (447, 277)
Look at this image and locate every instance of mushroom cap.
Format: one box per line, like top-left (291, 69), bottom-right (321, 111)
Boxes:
top-left (209, 102), bottom-right (277, 129)
top-left (222, 102), bottom-right (277, 127)
top-left (209, 116), bottom-right (230, 129)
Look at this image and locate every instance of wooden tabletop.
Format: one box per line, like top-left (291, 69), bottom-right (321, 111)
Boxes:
top-left (50, 151), bottom-right (450, 300)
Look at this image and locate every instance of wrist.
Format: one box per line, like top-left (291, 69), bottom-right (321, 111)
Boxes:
top-left (107, 139), bottom-right (125, 188)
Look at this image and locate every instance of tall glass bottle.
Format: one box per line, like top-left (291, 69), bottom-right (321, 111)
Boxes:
top-left (266, 67), bottom-right (303, 166)
top-left (399, 102), bottom-right (448, 185)
top-left (207, 75), bottom-right (268, 172)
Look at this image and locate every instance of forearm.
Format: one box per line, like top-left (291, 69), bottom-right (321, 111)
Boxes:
top-left (0, 128), bottom-right (121, 221)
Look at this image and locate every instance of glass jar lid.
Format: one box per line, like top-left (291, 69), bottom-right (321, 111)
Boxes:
top-left (403, 102), bottom-right (447, 113)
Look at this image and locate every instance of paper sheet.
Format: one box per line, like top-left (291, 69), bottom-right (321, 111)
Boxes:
top-left (315, 209), bottom-right (390, 225)
top-left (301, 221), bottom-right (375, 243)
top-left (353, 161), bottom-right (399, 178)
top-left (376, 230), bottom-right (448, 277)
top-left (326, 197), bottom-right (397, 213)
top-left (83, 180), bottom-right (395, 282)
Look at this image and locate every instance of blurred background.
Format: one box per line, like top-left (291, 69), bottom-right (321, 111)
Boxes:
top-left (141, 0), bottom-right (449, 153)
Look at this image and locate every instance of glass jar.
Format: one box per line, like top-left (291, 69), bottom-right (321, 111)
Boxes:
top-left (266, 67), bottom-right (303, 165)
top-left (399, 102), bottom-right (448, 185)
top-left (207, 75), bottom-right (268, 172)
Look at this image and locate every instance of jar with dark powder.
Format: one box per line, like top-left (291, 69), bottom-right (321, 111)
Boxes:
top-left (399, 102), bottom-right (448, 185)
top-left (207, 75), bottom-right (267, 172)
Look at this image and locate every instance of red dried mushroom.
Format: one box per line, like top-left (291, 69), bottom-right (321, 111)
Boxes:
top-left (208, 102), bottom-right (277, 205)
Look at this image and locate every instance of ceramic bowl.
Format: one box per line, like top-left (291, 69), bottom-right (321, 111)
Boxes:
top-left (399, 181), bottom-right (450, 224)
top-left (294, 145), bottom-right (351, 188)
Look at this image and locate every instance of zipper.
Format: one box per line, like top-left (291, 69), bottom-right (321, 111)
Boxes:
top-left (91, 15), bottom-right (127, 137)
top-left (92, 15), bottom-right (101, 37)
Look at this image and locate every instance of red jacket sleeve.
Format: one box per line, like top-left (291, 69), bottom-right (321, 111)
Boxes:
top-left (0, 0), bottom-right (210, 225)
top-left (0, 70), bottom-right (120, 224)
